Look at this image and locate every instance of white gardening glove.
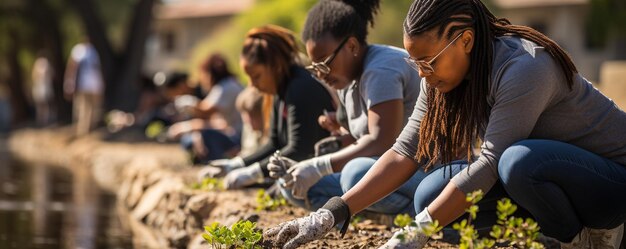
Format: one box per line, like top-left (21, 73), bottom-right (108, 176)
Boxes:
top-left (379, 207), bottom-right (432, 249)
top-left (223, 163), bottom-right (264, 189)
top-left (267, 153), bottom-right (298, 179)
top-left (197, 157), bottom-right (246, 180)
top-left (173, 95), bottom-right (199, 114)
top-left (287, 155), bottom-right (333, 200)
top-left (264, 197), bottom-right (350, 249)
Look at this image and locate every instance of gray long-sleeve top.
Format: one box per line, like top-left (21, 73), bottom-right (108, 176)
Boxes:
top-left (392, 36), bottom-right (626, 194)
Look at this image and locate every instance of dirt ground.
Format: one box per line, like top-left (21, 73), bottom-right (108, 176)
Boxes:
top-left (185, 184), bottom-right (563, 249)
top-left (190, 188), bottom-right (464, 249)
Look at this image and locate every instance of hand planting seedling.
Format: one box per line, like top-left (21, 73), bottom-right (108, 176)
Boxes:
top-left (203, 220), bottom-right (263, 249)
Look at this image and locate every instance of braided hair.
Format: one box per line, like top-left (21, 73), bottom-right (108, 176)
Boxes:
top-left (302, 0), bottom-right (381, 43)
top-left (405, 0), bottom-right (578, 170)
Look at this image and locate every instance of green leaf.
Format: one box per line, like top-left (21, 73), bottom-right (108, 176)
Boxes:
top-left (393, 213), bottom-right (413, 228)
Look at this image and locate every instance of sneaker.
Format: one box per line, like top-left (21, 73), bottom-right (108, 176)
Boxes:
top-left (561, 224), bottom-right (624, 249)
top-left (590, 224), bottom-right (624, 249)
top-left (561, 228), bottom-right (593, 249)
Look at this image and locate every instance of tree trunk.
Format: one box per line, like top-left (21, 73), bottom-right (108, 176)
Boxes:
top-left (69, 0), bottom-right (155, 113)
top-left (6, 28), bottom-right (32, 124)
top-left (110, 0), bottom-right (156, 112)
top-left (28, 0), bottom-right (72, 123)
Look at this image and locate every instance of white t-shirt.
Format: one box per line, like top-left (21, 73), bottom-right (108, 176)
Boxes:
top-left (337, 45), bottom-right (421, 139)
top-left (71, 43), bottom-right (103, 93)
top-left (203, 77), bottom-right (244, 132)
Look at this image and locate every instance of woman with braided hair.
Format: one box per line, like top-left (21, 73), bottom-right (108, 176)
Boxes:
top-left (264, 0), bottom-right (626, 248)
top-left (267, 0), bottom-right (423, 216)
top-left (198, 25), bottom-right (335, 189)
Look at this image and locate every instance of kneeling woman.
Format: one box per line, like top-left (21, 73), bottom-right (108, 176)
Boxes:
top-left (269, 0), bottom-right (423, 215)
top-left (264, 0), bottom-right (626, 248)
top-left (202, 25), bottom-right (335, 189)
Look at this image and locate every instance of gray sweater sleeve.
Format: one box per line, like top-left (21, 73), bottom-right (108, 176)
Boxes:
top-left (391, 79), bottom-right (428, 163)
top-left (451, 51), bottom-right (561, 194)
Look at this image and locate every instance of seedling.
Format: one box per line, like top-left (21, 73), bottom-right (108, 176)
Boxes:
top-left (255, 189), bottom-right (287, 211)
top-left (203, 220), bottom-right (262, 249)
top-left (453, 190), bottom-right (544, 249)
top-left (394, 213), bottom-right (413, 228)
top-left (350, 215), bottom-right (364, 228)
top-left (190, 177), bottom-right (223, 191)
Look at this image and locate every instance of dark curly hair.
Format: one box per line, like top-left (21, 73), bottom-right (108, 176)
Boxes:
top-left (302, 0), bottom-right (381, 43)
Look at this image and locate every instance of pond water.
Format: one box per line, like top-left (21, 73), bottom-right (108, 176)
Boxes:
top-left (0, 142), bottom-right (133, 249)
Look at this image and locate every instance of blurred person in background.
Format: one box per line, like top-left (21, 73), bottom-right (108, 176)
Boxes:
top-left (235, 86), bottom-right (267, 157)
top-left (168, 54), bottom-right (244, 163)
top-left (31, 51), bottom-right (55, 126)
top-left (64, 38), bottom-right (104, 136)
top-left (194, 86), bottom-right (267, 178)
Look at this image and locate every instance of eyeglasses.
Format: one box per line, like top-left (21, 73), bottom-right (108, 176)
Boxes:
top-left (404, 31), bottom-right (464, 76)
top-left (306, 37), bottom-right (350, 80)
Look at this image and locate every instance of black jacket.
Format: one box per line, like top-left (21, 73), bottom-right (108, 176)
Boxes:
top-left (242, 66), bottom-right (334, 176)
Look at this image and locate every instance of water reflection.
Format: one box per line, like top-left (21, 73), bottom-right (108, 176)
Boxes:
top-left (0, 148), bottom-right (132, 249)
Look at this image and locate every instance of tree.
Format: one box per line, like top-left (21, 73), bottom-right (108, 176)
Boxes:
top-left (0, 0), bottom-right (156, 128)
top-left (188, 0), bottom-right (417, 82)
top-left (69, 0), bottom-right (156, 112)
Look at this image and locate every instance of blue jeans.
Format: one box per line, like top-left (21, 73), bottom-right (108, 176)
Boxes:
top-left (181, 129), bottom-right (241, 163)
top-left (499, 139), bottom-right (626, 242)
top-left (279, 157), bottom-right (431, 216)
top-left (412, 160), bottom-right (531, 233)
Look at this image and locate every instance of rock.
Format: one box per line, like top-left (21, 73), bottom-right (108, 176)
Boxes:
top-left (184, 193), bottom-right (215, 218)
top-left (187, 233), bottom-right (208, 249)
top-left (126, 175), bottom-right (145, 208)
top-left (244, 214), bottom-right (260, 223)
top-left (131, 179), bottom-right (173, 220)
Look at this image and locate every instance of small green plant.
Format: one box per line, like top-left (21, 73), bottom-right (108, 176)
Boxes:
top-left (203, 220), bottom-right (262, 249)
top-left (453, 190), bottom-right (545, 249)
top-left (145, 121), bottom-right (165, 139)
top-left (393, 215), bottom-right (443, 242)
top-left (190, 177), bottom-right (223, 191)
top-left (394, 213), bottom-right (413, 228)
top-left (350, 215), bottom-right (364, 228)
top-left (255, 189), bottom-right (287, 211)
